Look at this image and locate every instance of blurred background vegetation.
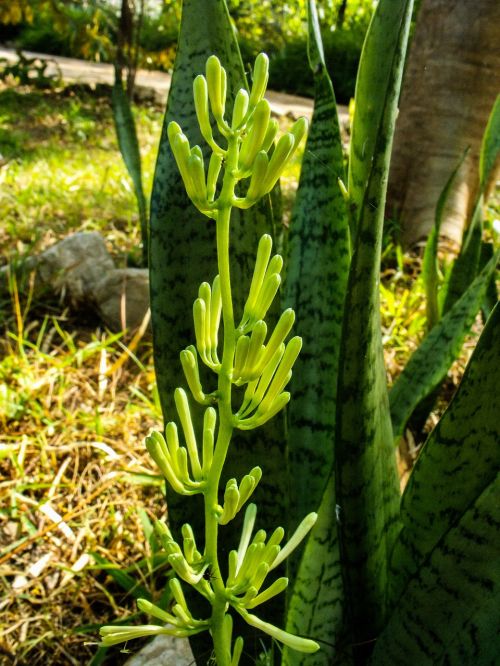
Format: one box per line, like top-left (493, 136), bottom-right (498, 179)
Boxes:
top-left (0, 0), bottom-right (376, 103)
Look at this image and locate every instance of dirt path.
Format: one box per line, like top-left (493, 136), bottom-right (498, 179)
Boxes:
top-left (0, 45), bottom-right (349, 122)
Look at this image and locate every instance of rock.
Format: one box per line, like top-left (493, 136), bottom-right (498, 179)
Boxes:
top-left (123, 634), bottom-right (194, 666)
top-left (93, 268), bottom-right (150, 332)
top-left (35, 231), bottom-right (115, 306)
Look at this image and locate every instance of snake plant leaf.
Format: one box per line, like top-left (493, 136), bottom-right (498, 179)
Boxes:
top-left (283, 477), bottom-right (351, 666)
top-left (479, 93), bottom-right (500, 190)
top-left (390, 251), bottom-right (499, 442)
top-left (441, 200), bottom-right (483, 315)
top-left (479, 241), bottom-right (498, 321)
top-left (422, 150), bottom-right (468, 330)
top-left (282, 1), bottom-right (349, 659)
top-left (112, 67), bottom-right (148, 265)
top-left (284, 0), bottom-right (349, 534)
top-left (372, 477), bottom-right (500, 665)
top-left (390, 301), bottom-right (500, 592)
top-left (149, 0), bottom-right (286, 658)
top-left (334, 0), bottom-right (413, 649)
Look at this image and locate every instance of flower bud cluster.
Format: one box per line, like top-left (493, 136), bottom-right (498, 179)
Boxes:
top-left (168, 53), bottom-right (308, 216)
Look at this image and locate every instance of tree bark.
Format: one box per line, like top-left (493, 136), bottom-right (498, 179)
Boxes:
top-left (387, 0), bottom-right (500, 248)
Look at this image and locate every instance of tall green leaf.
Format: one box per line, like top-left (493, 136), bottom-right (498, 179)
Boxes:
top-left (112, 68), bottom-right (148, 265)
top-left (334, 0), bottom-right (413, 651)
top-left (421, 150), bottom-right (468, 330)
top-left (479, 94), bottom-right (500, 190)
top-left (284, 0), bottom-right (349, 531)
top-left (390, 251), bottom-right (499, 442)
top-left (283, 1), bottom-right (349, 659)
top-left (148, 0), bottom-right (287, 659)
top-left (442, 95), bottom-right (500, 315)
top-left (373, 304), bottom-right (500, 663)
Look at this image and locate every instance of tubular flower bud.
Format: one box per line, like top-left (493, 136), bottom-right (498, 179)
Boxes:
top-left (207, 153), bottom-right (223, 201)
top-left (261, 118), bottom-right (279, 152)
top-left (169, 130), bottom-right (196, 199)
top-left (201, 407), bottom-right (217, 476)
top-left (234, 608), bottom-right (320, 654)
top-left (260, 133), bottom-right (295, 194)
top-left (193, 75), bottom-right (213, 146)
top-left (231, 89), bottom-right (250, 130)
top-left (249, 53), bottom-right (269, 107)
top-left (193, 278), bottom-right (221, 370)
top-left (218, 479), bottom-right (240, 524)
top-left (250, 308), bottom-right (296, 380)
top-left (169, 552), bottom-right (204, 585)
top-left (188, 151), bottom-right (207, 203)
top-left (238, 99), bottom-right (271, 172)
top-left (145, 430), bottom-right (200, 495)
top-left (239, 235), bottom-right (274, 330)
top-left (231, 637), bottom-right (244, 666)
top-left (236, 467), bottom-right (262, 512)
top-left (270, 512), bottom-right (318, 571)
top-left (246, 577), bottom-right (288, 609)
top-left (174, 388), bottom-right (202, 480)
top-left (243, 151), bottom-right (269, 204)
top-left (180, 346), bottom-right (211, 405)
top-left (206, 55), bottom-right (228, 130)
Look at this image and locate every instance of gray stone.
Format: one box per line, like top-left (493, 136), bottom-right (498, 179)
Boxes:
top-left (123, 634), bottom-right (194, 666)
top-left (93, 267), bottom-right (150, 332)
top-left (35, 231), bottom-right (115, 306)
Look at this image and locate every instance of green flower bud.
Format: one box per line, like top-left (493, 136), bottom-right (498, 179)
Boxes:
top-left (260, 132), bottom-right (295, 194)
top-left (250, 561), bottom-right (270, 591)
top-left (254, 272), bottom-right (281, 322)
top-left (145, 431), bottom-right (185, 494)
top-left (236, 467), bottom-right (262, 512)
top-left (236, 503), bottom-right (257, 571)
top-left (231, 636), bottom-right (244, 665)
top-left (239, 343), bottom-right (285, 417)
top-left (209, 275), bottom-right (222, 364)
top-left (227, 549), bottom-right (239, 587)
top-left (242, 234), bottom-right (272, 326)
top-left (261, 118), bottom-right (279, 152)
top-left (257, 336), bottom-right (302, 414)
top-left (233, 335), bottom-right (250, 383)
top-left (137, 598), bottom-right (179, 625)
top-left (270, 512), bottom-right (318, 571)
top-left (207, 153), bottom-right (223, 201)
top-left (219, 479), bottom-right (240, 524)
top-left (238, 99), bottom-right (271, 172)
top-left (193, 74), bottom-right (213, 145)
top-left (246, 577), bottom-right (288, 609)
top-left (235, 608), bottom-right (320, 654)
top-left (232, 89), bottom-right (250, 129)
top-left (188, 152), bottom-right (207, 203)
top-left (206, 55), bottom-right (226, 124)
top-left (249, 53), bottom-right (269, 107)
top-left (202, 407), bottom-right (217, 476)
top-left (180, 346), bottom-right (208, 405)
top-left (170, 131), bottom-right (197, 199)
top-left (100, 624), bottom-right (177, 646)
top-left (172, 603), bottom-right (193, 627)
top-left (251, 308), bottom-right (295, 379)
top-left (239, 392), bottom-right (291, 430)
top-left (242, 320), bottom-right (267, 379)
top-left (169, 552), bottom-right (204, 585)
top-left (175, 388), bottom-right (202, 480)
top-left (193, 297), bottom-right (207, 360)
top-left (244, 151), bottom-right (269, 203)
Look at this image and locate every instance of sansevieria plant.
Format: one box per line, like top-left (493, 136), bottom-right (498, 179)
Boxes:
top-left (99, 53), bottom-right (320, 663)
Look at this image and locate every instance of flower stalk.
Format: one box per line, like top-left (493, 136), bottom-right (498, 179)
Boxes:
top-left (100, 52), bottom-right (318, 663)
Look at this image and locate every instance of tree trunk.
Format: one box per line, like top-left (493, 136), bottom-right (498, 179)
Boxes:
top-left (387, 0), bottom-right (500, 248)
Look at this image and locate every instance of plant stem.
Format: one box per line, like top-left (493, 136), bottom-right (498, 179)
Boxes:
top-left (204, 133), bottom-right (239, 665)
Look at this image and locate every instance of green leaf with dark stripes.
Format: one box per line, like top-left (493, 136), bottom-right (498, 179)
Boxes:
top-left (390, 251), bottom-right (499, 442)
top-left (284, 478), bottom-right (351, 666)
top-left (112, 67), bottom-right (148, 265)
top-left (479, 94), bottom-right (500, 190)
top-left (334, 0), bottom-right (413, 650)
top-left (388, 301), bottom-right (500, 600)
top-left (372, 478), bottom-right (500, 665)
top-left (284, 0), bottom-right (349, 533)
top-left (148, 0), bottom-right (286, 658)
top-left (282, 1), bottom-right (349, 659)
top-left (441, 201), bottom-right (483, 315)
top-left (479, 241), bottom-right (498, 321)
top-left (422, 150), bottom-right (468, 330)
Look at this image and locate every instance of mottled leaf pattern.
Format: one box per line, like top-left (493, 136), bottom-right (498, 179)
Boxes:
top-left (390, 251), bottom-right (499, 442)
top-left (284, 478), bottom-right (351, 666)
top-left (388, 303), bottom-right (500, 603)
top-left (373, 477), bottom-right (500, 665)
top-left (334, 0), bottom-right (413, 649)
top-left (282, 0), bottom-right (349, 659)
top-left (284, 0), bottom-right (349, 532)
